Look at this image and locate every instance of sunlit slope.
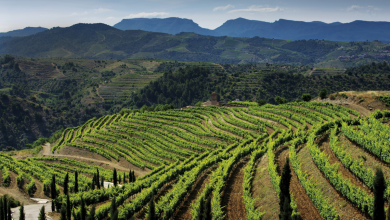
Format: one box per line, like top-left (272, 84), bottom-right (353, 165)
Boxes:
top-left (4, 101), bottom-right (390, 219)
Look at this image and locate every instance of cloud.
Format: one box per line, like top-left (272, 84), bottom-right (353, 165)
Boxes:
top-left (229, 5), bottom-right (284, 13)
top-left (93, 7), bottom-right (113, 13)
top-left (70, 11), bottom-right (88, 16)
top-left (213, 4), bottom-right (234, 11)
top-left (347, 5), bottom-right (381, 11)
top-left (347, 5), bottom-right (363, 11)
top-left (124, 12), bottom-right (169, 19)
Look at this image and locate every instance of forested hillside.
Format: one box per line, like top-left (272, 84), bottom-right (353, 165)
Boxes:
top-left (1, 23), bottom-right (390, 67)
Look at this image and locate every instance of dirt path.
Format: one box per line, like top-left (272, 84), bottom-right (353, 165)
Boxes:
top-left (0, 172), bottom-right (36, 206)
top-left (221, 157), bottom-right (249, 220)
top-left (251, 155), bottom-right (280, 219)
top-left (297, 146), bottom-right (369, 219)
top-left (308, 68), bottom-right (316, 76)
top-left (43, 143), bottom-right (51, 155)
top-left (172, 165), bottom-right (218, 219)
top-left (340, 103), bottom-right (371, 117)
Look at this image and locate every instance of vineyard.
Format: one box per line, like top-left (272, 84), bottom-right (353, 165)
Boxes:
top-left (2, 100), bottom-right (390, 220)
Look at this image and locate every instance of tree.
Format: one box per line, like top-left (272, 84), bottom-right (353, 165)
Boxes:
top-left (96, 169), bottom-right (100, 189)
top-left (19, 204), bottom-right (25, 220)
top-left (279, 157), bottom-right (292, 220)
top-left (257, 99), bottom-right (267, 106)
top-left (113, 168), bottom-right (117, 187)
top-left (301, 93), bottom-right (312, 102)
top-left (319, 88), bottom-right (327, 99)
top-left (74, 171), bottom-right (78, 193)
top-left (51, 175), bottom-right (56, 212)
top-left (148, 192), bottom-right (155, 220)
top-left (66, 194), bottom-right (71, 220)
top-left (118, 175), bottom-right (122, 185)
top-left (123, 174), bottom-right (126, 184)
top-left (374, 168), bottom-right (386, 220)
top-left (195, 101), bottom-right (202, 107)
top-left (7, 201), bottom-right (11, 220)
top-left (111, 210), bottom-right (118, 220)
top-left (110, 197), bottom-right (117, 219)
top-left (63, 173), bottom-right (69, 195)
top-left (203, 196), bottom-right (212, 220)
top-left (71, 208), bottom-right (78, 220)
top-left (100, 177), bottom-right (104, 188)
top-left (87, 205), bottom-right (95, 220)
top-left (38, 206), bottom-right (46, 220)
top-left (60, 204), bottom-right (66, 220)
top-left (0, 197), bottom-right (3, 220)
top-left (275, 96), bottom-right (287, 105)
top-left (80, 197), bottom-right (86, 220)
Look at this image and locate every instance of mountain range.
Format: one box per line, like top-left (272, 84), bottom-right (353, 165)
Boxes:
top-left (2, 17), bottom-right (390, 43)
top-left (113, 17), bottom-right (390, 43)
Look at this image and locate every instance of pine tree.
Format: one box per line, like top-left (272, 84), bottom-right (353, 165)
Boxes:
top-left (374, 168), bottom-right (386, 220)
top-left (80, 197), bottom-right (86, 220)
top-left (66, 194), bottom-right (71, 220)
top-left (51, 175), bottom-right (56, 212)
top-left (74, 171), bottom-right (78, 193)
top-left (279, 157), bottom-right (292, 220)
top-left (203, 196), bottom-right (211, 220)
top-left (147, 192), bottom-right (155, 220)
top-left (60, 205), bottom-right (66, 220)
top-left (38, 205), bottom-right (45, 220)
top-left (64, 173), bottom-right (69, 195)
top-left (110, 197), bottom-right (117, 219)
top-left (113, 169), bottom-right (117, 187)
top-left (19, 204), bottom-right (25, 220)
top-left (87, 205), bottom-right (95, 220)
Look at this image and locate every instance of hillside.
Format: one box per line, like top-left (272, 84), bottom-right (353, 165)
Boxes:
top-left (0, 27), bottom-right (48, 37)
top-left (1, 98), bottom-right (390, 219)
top-left (2, 54), bottom-right (390, 150)
top-left (114, 17), bottom-right (390, 43)
top-left (1, 23), bottom-right (390, 67)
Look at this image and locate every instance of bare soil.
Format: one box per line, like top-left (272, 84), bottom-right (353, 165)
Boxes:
top-left (171, 165), bottom-right (218, 220)
top-left (0, 171), bottom-right (36, 205)
top-left (221, 157), bottom-right (249, 220)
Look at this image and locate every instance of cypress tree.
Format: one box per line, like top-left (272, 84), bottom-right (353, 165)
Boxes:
top-left (279, 157), bottom-right (292, 220)
top-left (374, 168), bottom-right (386, 220)
top-left (132, 171), bottom-right (136, 182)
top-left (19, 204), bottom-right (25, 220)
top-left (38, 205), bottom-right (45, 220)
top-left (96, 169), bottom-right (100, 189)
top-left (60, 204), bottom-right (66, 220)
top-left (74, 171), bottom-right (78, 193)
top-left (387, 206), bottom-right (390, 220)
top-left (80, 197), bottom-right (86, 220)
top-left (110, 197), bottom-right (117, 219)
top-left (7, 201), bottom-right (11, 220)
top-left (51, 175), bottom-right (56, 212)
top-left (113, 169), bottom-right (117, 187)
top-left (87, 205), bottom-right (95, 220)
top-left (118, 175), bottom-right (122, 185)
top-left (91, 174), bottom-right (96, 190)
top-left (123, 174), bottom-right (126, 184)
top-left (100, 177), bottom-right (104, 188)
top-left (111, 210), bottom-right (118, 220)
top-left (0, 197), bottom-right (3, 220)
top-left (147, 192), bottom-right (155, 220)
top-left (64, 173), bottom-right (69, 195)
top-left (66, 194), bottom-right (71, 220)
top-left (129, 170), bottom-right (132, 183)
top-left (203, 196), bottom-right (211, 220)
top-left (3, 196), bottom-right (7, 220)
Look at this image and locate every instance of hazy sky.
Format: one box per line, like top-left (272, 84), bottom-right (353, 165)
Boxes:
top-left (1, 0), bottom-right (390, 32)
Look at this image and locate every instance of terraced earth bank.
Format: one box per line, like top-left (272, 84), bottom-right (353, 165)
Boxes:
top-left (1, 100), bottom-right (390, 220)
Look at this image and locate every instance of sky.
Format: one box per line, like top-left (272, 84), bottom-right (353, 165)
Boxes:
top-left (1, 0), bottom-right (390, 32)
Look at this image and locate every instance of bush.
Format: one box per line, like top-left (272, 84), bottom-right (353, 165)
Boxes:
top-left (257, 99), bottom-right (267, 106)
top-left (301, 93), bottom-right (312, 102)
top-left (319, 88), bottom-right (327, 99)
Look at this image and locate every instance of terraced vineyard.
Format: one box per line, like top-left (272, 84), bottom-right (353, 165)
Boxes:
top-left (3, 100), bottom-right (390, 220)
